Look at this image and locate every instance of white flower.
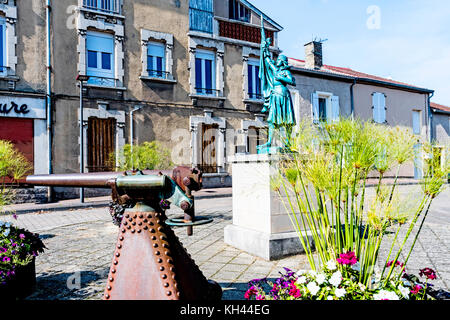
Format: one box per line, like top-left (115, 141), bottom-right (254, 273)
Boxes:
top-left (327, 296), bottom-right (334, 300)
top-left (402, 279), bottom-right (412, 287)
top-left (329, 271), bottom-right (342, 287)
top-left (296, 276), bottom-right (307, 284)
top-left (307, 281), bottom-right (320, 296)
top-left (316, 273), bottom-right (327, 285)
top-left (296, 269), bottom-right (307, 277)
top-left (398, 285), bottom-right (410, 300)
top-left (335, 288), bottom-right (347, 298)
top-left (326, 260), bottom-right (337, 271)
top-left (373, 290), bottom-right (400, 300)
top-left (358, 283), bottom-right (366, 292)
top-left (308, 270), bottom-right (317, 278)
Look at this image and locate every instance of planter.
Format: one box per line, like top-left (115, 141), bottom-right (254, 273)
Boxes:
top-left (0, 258), bottom-right (36, 300)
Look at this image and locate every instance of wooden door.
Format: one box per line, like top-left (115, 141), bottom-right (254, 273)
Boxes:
top-left (87, 117), bottom-right (116, 172)
top-left (200, 123), bottom-right (218, 173)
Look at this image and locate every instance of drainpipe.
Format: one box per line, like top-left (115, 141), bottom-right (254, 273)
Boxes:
top-left (46, 0), bottom-right (53, 202)
top-left (350, 78), bottom-right (356, 119)
top-left (130, 106), bottom-right (143, 169)
top-left (427, 91), bottom-right (434, 144)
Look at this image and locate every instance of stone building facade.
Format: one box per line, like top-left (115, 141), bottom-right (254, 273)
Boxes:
top-left (0, 0), bottom-right (283, 201)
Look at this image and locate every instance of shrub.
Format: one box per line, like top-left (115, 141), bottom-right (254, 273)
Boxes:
top-left (115, 141), bottom-right (174, 171)
top-left (0, 140), bottom-right (32, 213)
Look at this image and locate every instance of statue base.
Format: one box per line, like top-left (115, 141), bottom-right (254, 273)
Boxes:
top-left (225, 154), bottom-right (314, 261)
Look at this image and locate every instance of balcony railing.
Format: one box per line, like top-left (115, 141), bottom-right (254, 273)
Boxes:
top-left (195, 88), bottom-right (221, 97)
top-left (146, 70), bottom-right (174, 81)
top-left (218, 19), bottom-right (274, 44)
top-left (82, 0), bottom-right (121, 15)
top-left (86, 76), bottom-right (119, 88)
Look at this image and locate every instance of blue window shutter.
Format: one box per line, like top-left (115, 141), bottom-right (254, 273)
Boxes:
top-left (255, 66), bottom-right (261, 95)
top-left (195, 58), bottom-right (202, 92)
top-left (189, 0), bottom-right (214, 33)
top-left (148, 56), bottom-right (154, 72)
top-left (0, 24), bottom-right (3, 68)
top-left (312, 93), bottom-right (320, 124)
top-left (331, 96), bottom-right (340, 122)
top-left (205, 59), bottom-right (212, 91)
top-left (248, 64), bottom-right (253, 97)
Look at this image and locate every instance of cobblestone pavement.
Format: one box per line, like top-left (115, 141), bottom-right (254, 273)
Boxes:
top-left (0, 185), bottom-right (448, 300)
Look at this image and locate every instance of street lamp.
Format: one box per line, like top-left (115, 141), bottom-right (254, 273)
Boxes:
top-left (76, 74), bottom-right (90, 203)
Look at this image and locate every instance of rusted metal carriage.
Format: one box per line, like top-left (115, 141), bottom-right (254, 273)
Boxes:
top-left (26, 167), bottom-right (222, 301)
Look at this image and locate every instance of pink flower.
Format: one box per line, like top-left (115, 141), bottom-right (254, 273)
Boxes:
top-left (337, 251), bottom-right (358, 266)
top-left (419, 268), bottom-right (437, 280)
top-left (19, 234), bottom-right (25, 239)
top-left (410, 285), bottom-right (423, 295)
top-left (244, 286), bottom-right (258, 300)
top-left (288, 281), bottom-right (302, 298)
top-left (386, 260), bottom-right (405, 272)
top-left (256, 294), bottom-right (266, 300)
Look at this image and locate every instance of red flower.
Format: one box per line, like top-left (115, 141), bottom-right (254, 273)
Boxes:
top-left (337, 251), bottom-right (358, 266)
top-left (419, 268), bottom-right (437, 280)
top-left (386, 260), bottom-right (405, 272)
top-left (410, 285), bottom-right (423, 295)
top-left (244, 286), bottom-right (258, 300)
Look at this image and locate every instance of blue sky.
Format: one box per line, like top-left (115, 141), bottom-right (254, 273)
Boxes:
top-left (251, 0), bottom-right (450, 105)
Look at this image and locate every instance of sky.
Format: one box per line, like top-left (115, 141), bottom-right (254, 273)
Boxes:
top-left (251, 0), bottom-right (450, 105)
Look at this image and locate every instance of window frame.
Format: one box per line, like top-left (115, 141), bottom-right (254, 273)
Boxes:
top-left (85, 31), bottom-right (116, 87)
top-left (195, 49), bottom-right (216, 96)
top-left (229, 0), bottom-right (251, 23)
top-left (247, 58), bottom-right (261, 100)
top-left (372, 92), bottom-right (387, 124)
top-left (147, 41), bottom-right (166, 79)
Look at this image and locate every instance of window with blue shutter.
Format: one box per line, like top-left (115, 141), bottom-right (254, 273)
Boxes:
top-left (229, 0), bottom-right (250, 22)
top-left (248, 59), bottom-right (261, 100)
top-left (83, 0), bottom-right (121, 14)
top-left (0, 19), bottom-right (5, 74)
top-left (195, 50), bottom-right (216, 95)
top-left (86, 32), bottom-right (115, 87)
top-left (372, 92), bottom-right (386, 124)
top-left (189, 0), bottom-right (214, 33)
top-left (147, 42), bottom-right (165, 78)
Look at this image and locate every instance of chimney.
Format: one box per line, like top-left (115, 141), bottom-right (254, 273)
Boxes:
top-left (304, 41), bottom-right (323, 70)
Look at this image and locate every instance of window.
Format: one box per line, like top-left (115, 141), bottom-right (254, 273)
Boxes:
top-left (189, 0), bottom-right (214, 34)
top-left (229, 0), bottom-right (250, 22)
top-left (0, 18), bottom-right (5, 75)
top-left (86, 32), bottom-right (115, 87)
top-left (312, 92), bottom-right (339, 124)
top-left (248, 58), bottom-right (261, 100)
top-left (147, 42), bottom-right (165, 79)
top-left (412, 110), bottom-right (421, 135)
top-left (83, 0), bottom-right (121, 14)
top-left (372, 92), bottom-right (386, 124)
top-left (195, 50), bottom-right (216, 96)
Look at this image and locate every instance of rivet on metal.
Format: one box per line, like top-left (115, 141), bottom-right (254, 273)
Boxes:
top-left (109, 277), bottom-right (114, 282)
top-left (115, 253), bottom-right (120, 257)
top-left (160, 267), bottom-right (165, 271)
top-left (155, 251), bottom-right (160, 256)
top-left (167, 291), bottom-right (172, 296)
top-left (162, 274), bottom-right (167, 279)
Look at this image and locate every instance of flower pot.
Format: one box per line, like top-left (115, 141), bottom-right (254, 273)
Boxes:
top-left (0, 258), bottom-right (36, 300)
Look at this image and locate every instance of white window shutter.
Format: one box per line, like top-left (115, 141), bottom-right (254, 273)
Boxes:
top-left (311, 92), bottom-right (319, 124)
top-left (331, 95), bottom-right (340, 122)
top-left (379, 94), bottom-right (386, 123)
top-left (372, 93), bottom-right (379, 123)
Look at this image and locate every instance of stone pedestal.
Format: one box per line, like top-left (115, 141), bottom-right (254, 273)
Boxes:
top-left (224, 154), bottom-right (313, 261)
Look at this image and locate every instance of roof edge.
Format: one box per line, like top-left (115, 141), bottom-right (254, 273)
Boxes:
top-left (240, 0), bottom-right (284, 31)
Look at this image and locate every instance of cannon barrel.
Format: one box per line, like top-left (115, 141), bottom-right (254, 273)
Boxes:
top-left (25, 169), bottom-right (172, 188)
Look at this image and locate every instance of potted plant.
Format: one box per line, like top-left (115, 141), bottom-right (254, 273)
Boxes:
top-left (246, 119), bottom-right (449, 300)
top-left (0, 222), bottom-right (45, 300)
top-left (0, 140), bottom-right (45, 300)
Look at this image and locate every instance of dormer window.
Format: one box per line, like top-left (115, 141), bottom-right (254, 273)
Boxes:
top-left (229, 0), bottom-right (250, 23)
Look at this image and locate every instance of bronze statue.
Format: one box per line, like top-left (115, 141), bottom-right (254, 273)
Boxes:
top-left (257, 16), bottom-right (296, 154)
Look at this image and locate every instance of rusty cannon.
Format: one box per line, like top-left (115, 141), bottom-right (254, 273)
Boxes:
top-left (26, 167), bottom-right (223, 301)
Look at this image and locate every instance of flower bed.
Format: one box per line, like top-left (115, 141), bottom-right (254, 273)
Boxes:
top-left (247, 119), bottom-right (449, 300)
top-left (0, 221), bottom-right (45, 299)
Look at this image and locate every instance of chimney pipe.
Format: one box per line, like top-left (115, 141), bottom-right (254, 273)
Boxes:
top-left (304, 41), bottom-right (323, 70)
